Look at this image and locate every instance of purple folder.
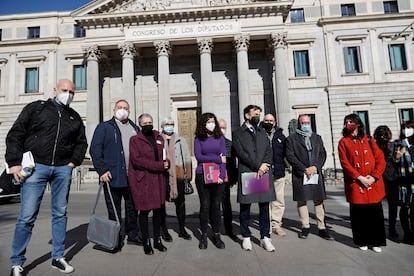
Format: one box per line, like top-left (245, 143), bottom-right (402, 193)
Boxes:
top-left (241, 172), bottom-right (270, 195)
top-left (203, 163), bottom-right (228, 184)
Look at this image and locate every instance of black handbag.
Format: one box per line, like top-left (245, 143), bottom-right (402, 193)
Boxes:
top-left (179, 141), bottom-right (194, 195)
top-left (87, 181), bottom-right (120, 251)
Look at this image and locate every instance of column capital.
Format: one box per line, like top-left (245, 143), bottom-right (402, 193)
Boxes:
top-left (197, 38), bottom-right (213, 54)
top-left (119, 42), bottom-right (137, 59)
top-left (84, 45), bottom-right (103, 61)
top-left (154, 40), bottom-right (171, 57)
top-left (271, 32), bottom-right (287, 49)
top-left (234, 34), bottom-right (250, 51)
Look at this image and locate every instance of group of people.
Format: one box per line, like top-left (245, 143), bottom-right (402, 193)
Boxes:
top-left (5, 79), bottom-right (414, 276)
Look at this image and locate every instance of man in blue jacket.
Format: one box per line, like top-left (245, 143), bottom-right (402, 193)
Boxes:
top-left (90, 99), bottom-right (141, 250)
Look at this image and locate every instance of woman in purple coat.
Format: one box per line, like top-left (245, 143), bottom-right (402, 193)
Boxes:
top-left (194, 112), bottom-right (227, 250)
top-left (128, 113), bottom-right (170, 255)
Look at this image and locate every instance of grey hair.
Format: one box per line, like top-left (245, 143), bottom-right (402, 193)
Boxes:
top-left (138, 113), bottom-right (153, 124)
top-left (160, 116), bottom-right (174, 127)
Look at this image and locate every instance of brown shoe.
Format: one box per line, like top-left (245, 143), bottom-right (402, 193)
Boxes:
top-left (272, 227), bottom-right (287, 237)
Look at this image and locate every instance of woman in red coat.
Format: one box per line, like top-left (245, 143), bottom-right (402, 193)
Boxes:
top-left (128, 113), bottom-right (170, 255)
top-left (338, 113), bottom-right (386, 253)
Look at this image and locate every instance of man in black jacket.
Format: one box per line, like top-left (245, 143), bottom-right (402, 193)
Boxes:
top-left (6, 79), bottom-right (87, 276)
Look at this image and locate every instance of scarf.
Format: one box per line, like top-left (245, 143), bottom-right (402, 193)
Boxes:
top-left (164, 135), bottom-right (178, 200)
top-left (296, 128), bottom-right (313, 162)
top-left (398, 140), bottom-right (414, 205)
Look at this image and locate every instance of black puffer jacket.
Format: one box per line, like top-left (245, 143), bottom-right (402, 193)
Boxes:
top-left (6, 99), bottom-right (87, 167)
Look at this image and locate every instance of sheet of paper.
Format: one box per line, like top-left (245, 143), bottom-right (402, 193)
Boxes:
top-left (303, 173), bottom-right (319, 185)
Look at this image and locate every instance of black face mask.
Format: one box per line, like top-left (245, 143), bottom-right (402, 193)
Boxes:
top-left (141, 125), bottom-right (153, 136)
top-left (262, 122), bottom-right (273, 133)
top-left (250, 116), bottom-right (260, 127)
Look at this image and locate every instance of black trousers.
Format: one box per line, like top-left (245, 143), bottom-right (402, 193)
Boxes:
top-left (103, 185), bottom-right (139, 238)
top-left (161, 178), bottom-right (187, 232)
top-left (384, 180), bottom-right (399, 231)
top-left (139, 208), bottom-right (162, 240)
top-left (222, 182), bottom-right (233, 233)
top-left (195, 173), bottom-right (225, 234)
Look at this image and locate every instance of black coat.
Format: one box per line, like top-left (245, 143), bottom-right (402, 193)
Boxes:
top-left (232, 124), bottom-right (276, 204)
top-left (285, 132), bottom-right (327, 201)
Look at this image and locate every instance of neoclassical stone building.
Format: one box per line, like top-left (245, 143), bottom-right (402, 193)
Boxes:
top-left (0, 0), bottom-right (413, 172)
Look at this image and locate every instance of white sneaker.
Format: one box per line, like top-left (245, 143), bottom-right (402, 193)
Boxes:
top-left (10, 265), bottom-right (24, 276)
top-left (242, 237), bottom-right (252, 251)
top-left (51, 257), bottom-right (74, 273)
top-left (261, 237), bottom-right (275, 252)
top-left (372, 246), bottom-right (382, 253)
top-left (359, 246), bottom-right (368, 251)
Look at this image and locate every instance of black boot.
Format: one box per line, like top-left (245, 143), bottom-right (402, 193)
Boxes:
top-left (199, 233), bottom-right (207, 249)
top-left (143, 238), bottom-right (154, 255)
top-left (213, 233), bottom-right (225, 249)
top-left (153, 237), bottom-right (167, 252)
top-left (161, 227), bottom-right (173, 242)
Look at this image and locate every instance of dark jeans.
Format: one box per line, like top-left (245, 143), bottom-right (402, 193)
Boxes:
top-left (385, 180), bottom-right (399, 231)
top-left (139, 207), bottom-right (162, 240)
top-left (400, 201), bottom-right (414, 236)
top-left (195, 173), bottom-right (225, 234)
top-left (222, 182), bottom-right (233, 233)
top-left (240, 202), bottom-right (270, 239)
top-left (103, 185), bottom-right (139, 238)
top-left (161, 178), bottom-right (187, 232)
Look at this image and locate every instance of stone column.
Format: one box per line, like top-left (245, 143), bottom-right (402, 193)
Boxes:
top-left (84, 45), bottom-right (102, 146)
top-left (154, 40), bottom-right (171, 125)
top-left (197, 37), bottom-right (214, 113)
top-left (271, 32), bottom-right (290, 135)
top-left (234, 34), bottom-right (250, 122)
top-left (119, 42), bottom-right (137, 121)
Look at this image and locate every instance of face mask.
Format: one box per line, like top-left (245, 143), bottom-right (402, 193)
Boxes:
top-left (250, 116), bottom-right (260, 126)
top-left (163, 126), bottom-right (174, 135)
top-left (115, 109), bottom-right (129, 121)
top-left (141, 125), bottom-right (153, 135)
top-left (300, 124), bottom-right (312, 133)
top-left (345, 123), bottom-right (357, 132)
top-left (404, 128), bottom-right (414, 138)
top-left (56, 92), bottom-right (73, 106)
top-left (206, 122), bottom-right (216, 132)
top-left (262, 122), bottom-right (273, 133)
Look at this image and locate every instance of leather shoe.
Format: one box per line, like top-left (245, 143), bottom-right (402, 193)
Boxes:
top-left (319, 229), bottom-right (334, 241)
top-left (161, 229), bottom-right (173, 242)
top-left (143, 239), bottom-right (154, 255)
top-left (213, 233), bottom-right (225, 249)
top-left (199, 233), bottom-right (207, 249)
top-left (178, 230), bottom-right (192, 240)
top-left (153, 237), bottom-right (167, 252)
top-left (299, 228), bottom-right (310, 239)
top-left (127, 235), bottom-right (143, 246)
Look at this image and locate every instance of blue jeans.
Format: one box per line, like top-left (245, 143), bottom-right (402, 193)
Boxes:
top-left (11, 163), bottom-right (73, 266)
top-left (240, 202), bottom-right (270, 239)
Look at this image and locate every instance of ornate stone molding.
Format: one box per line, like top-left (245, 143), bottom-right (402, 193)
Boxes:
top-left (154, 40), bottom-right (171, 57)
top-left (197, 38), bottom-right (213, 54)
top-left (119, 42), bottom-right (137, 59)
top-left (84, 45), bottom-right (102, 61)
top-left (234, 34), bottom-right (250, 51)
top-left (271, 32), bottom-right (287, 49)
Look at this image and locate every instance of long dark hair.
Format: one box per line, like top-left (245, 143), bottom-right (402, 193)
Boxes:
top-left (342, 113), bottom-right (364, 139)
top-left (373, 125), bottom-right (392, 153)
top-left (195, 112), bottom-right (222, 140)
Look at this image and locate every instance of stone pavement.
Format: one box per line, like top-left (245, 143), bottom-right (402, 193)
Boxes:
top-left (1, 182), bottom-right (413, 276)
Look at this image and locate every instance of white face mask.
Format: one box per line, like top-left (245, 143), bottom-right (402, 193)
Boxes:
top-left (115, 109), bottom-right (129, 121)
top-left (404, 128), bottom-right (414, 138)
top-left (56, 92), bottom-right (73, 106)
top-left (206, 122), bottom-right (216, 132)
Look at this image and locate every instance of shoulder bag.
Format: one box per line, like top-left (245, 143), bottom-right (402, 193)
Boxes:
top-left (87, 181), bottom-right (120, 250)
top-left (179, 141), bottom-right (194, 195)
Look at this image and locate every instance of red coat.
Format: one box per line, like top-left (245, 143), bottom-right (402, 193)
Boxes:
top-left (128, 131), bottom-right (167, 211)
top-left (338, 134), bottom-right (386, 204)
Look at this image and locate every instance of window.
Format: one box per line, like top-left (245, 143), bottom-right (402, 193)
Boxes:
top-left (73, 65), bottom-right (86, 90)
top-left (0, 29), bottom-right (2, 41)
top-left (25, 67), bottom-right (39, 93)
top-left (344, 46), bottom-right (362, 73)
top-left (341, 4), bottom-right (356, 16)
top-left (389, 44), bottom-right (407, 71)
top-left (27, 26), bottom-right (40, 39)
top-left (384, 1), bottom-right (398, 14)
top-left (399, 108), bottom-right (414, 124)
top-left (354, 110), bottom-right (370, 136)
top-left (293, 50), bottom-right (310, 77)
top-left (309, 114), bottom-right (317, 133)
top-left (74, 25), bottom-right (86, 38)
top-left (290, 9), bottom-right (305, 23)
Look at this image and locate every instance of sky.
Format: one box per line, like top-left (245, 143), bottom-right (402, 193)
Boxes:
top-left (0, 0), bottom-right (92, 15)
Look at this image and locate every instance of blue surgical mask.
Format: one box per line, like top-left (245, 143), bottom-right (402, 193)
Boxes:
top-left (163, 126), bottom-right (174, 135)
top-left (301, 124), bottom-right (312, 133)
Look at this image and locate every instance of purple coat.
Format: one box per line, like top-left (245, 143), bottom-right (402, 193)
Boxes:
top-left (128, 131), bottom-right (167, 211)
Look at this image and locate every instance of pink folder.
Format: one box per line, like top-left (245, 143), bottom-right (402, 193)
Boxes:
top-left (202, 163), bottom-right (228, 184)
top-left (241, 172), bottom-right (270, 195)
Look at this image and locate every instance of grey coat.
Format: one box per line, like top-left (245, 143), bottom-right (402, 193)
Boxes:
top-left (232, 124), bottom-right (276, 204)
top-left (285, 132), bottom-right (327, 202)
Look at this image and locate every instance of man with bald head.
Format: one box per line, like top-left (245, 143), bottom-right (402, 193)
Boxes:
top-left (6, 79), bottom-right (87, 275)
top-left (261, 113), bottom-right (288, 237)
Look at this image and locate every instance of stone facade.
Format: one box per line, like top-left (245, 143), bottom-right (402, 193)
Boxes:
top-left (0, 0), bottom-right (413, 174)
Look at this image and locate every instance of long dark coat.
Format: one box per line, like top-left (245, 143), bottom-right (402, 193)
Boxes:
top-left (285, 132), bottom-right (327, 202)
top-left (232, 124), bottom-right (276, 204)
top-left (128, 131), bottom-right (167, 211)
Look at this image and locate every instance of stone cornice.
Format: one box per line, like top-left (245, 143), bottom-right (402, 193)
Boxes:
top-left (0, 37), bottom-right (61, 47)
top-left (318, 12), bottom-right (414, 26)
top-left (74, 2), bottom-right (293, 28)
